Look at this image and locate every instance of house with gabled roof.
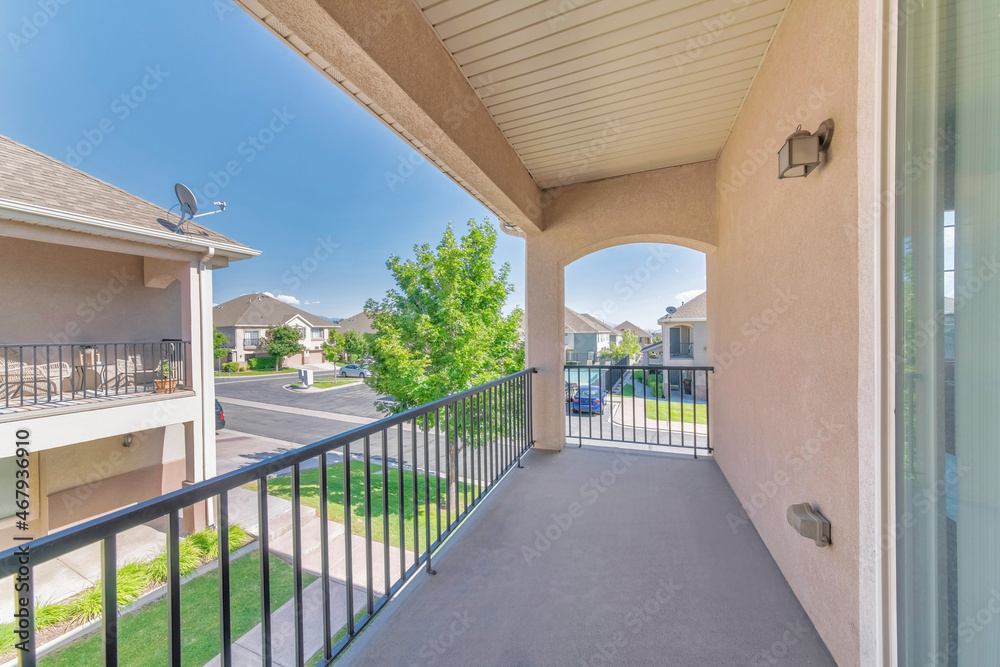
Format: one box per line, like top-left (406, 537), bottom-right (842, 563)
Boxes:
top-left (658, 291), bottom-right (707, 367)
top-left (0, 133), bottom-right (258, 548)
top-left (564, 307), bottom-right (620, 364)
top-left (213, 293), bottom-right (338, 367)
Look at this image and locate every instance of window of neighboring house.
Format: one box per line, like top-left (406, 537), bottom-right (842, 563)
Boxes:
top-left (311, 327), bottom-right (323, 339)
top-left (244, 330), bottom-right (260, 347)
top-left (297, 327), bottom-right (306, 339)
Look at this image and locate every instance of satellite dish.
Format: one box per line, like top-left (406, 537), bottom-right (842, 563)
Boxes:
top-left (175, 183), bottom-right (198, 218)
top-left (666, 306), bottom-right (677, 314)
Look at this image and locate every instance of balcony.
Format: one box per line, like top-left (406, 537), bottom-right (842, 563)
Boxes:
top-left (0, 342), bottom-right (191, 418)
top-left (0, 367), bottom-right (834, 665)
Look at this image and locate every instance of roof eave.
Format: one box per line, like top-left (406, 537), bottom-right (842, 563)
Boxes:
top-left (0, 198), bottom-right (260, 261)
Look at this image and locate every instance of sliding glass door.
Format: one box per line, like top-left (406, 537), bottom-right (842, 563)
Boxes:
top-left (896, 0), bottom-right (1000, 664)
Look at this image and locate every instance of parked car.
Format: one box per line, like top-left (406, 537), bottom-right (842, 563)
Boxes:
top-left (215, 399), bottom-right (225, 431)
top-left (572, 385), bottom-right (608, 414)
top-left (340, 364), bottom-right (370, 378)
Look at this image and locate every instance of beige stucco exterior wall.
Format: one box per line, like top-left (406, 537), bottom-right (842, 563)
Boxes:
top-left (0, 237), bottom-right (182, 344)
top-left (707, 0), bottom-right (881, 663)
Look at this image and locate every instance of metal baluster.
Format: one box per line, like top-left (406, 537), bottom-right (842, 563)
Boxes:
top-left (423, 415), bottom-right (435, 575)
top-left (397, 423), bottom-right (406, 580)
top-left (463, 397), bottom-right (469, 512)
top-left (102, 536), bottom-right (116, 667)
top-left (412, 418), bottom-right (419, 567)
top-left (363, 436), bottom-right (374, 614)
top-left (343, 444), bottom-right (355, 636)
top-left (291, 464), bottom-right (304, 666)
top-left (319, 453), bottom-right (332, 661)
top-left (258, 479), bottom-right (272, 665)
top-left (435, 411), bottom-right (441, 543)
top-left (706, 370), bottom-right (712, 453)
top-left (381, 430), bottom-right (390, 599)
top-left (167, 511), bottom-right (181, 667)
top-left (668, 370), bottom-right (674, 448)
top-left (218, 492), bottom-right (232, 667)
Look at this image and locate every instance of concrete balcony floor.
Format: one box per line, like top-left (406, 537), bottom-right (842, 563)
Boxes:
top-left (342, 445), bottom-right (835, 666)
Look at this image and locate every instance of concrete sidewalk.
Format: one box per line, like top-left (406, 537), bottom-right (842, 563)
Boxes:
top-left (612, 394), bottom-right (709, 435)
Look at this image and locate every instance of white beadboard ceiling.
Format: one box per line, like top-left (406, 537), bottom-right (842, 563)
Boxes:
top-left (414, 0), bottom-right (789, 188)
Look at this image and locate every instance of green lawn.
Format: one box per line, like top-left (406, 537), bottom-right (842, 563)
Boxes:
top-left (643, 398), bottom-right (707, 424)
top-left (291, 380), bottom-right (355, 389)
top-left (262, 463), bottom-right (475, 551)
top-left (216, 368), bottom-right (297, 377)
top-left (41, 552), bottom-right (312, 667)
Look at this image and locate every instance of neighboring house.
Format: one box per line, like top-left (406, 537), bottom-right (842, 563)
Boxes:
top-left (0, 134), bottom-right (258, 549)
top-left (336, 311), bottom-right (374, 335)
top-left (658, 291), bottom-right (708, 365)
top-left (213, 293), bottom-right (337, 367)
top-left (617, 320), bottom-right (654, 347)
top-left (564, 307), bottom-right (621, 364)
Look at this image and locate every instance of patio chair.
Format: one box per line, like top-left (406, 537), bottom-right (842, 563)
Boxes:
top-left (114, 351), bottom-right (158, 391)
top-left (0, 348), bottom-right (72, 401)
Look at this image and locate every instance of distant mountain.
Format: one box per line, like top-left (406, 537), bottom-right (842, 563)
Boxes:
top-left (321, 316), bottom-right (343, 324)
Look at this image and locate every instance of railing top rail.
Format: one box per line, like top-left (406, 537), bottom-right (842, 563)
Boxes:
top-left (0, 340), bottom-right (192, 347)
top-left (0, 367), bottom-right (535, 575)
top-left (564, 364), bottom-right (715, 372)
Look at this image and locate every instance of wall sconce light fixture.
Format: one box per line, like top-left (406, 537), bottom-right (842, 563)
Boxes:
top-left (778, 119), bottom-right (834, 178)
top-left (122, 433), bottom-right (134, 448)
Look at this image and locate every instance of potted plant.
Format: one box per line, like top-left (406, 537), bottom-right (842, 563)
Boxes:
top-left (154, 359), bottom-right (177, 394)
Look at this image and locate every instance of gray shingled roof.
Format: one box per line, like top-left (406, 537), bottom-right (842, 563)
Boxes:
top-left (336, 311), bottom-right (375, 335)
top-left (0, 134), bottom-right (251, 252)
top-left (565, 307), bottom-right (618, 334)
top-left (213, 293), bottom-right (333, 328)
top-left (617, 320), bottom-right (653, 339)
top-left (661, 291), bottom-right (707, 322)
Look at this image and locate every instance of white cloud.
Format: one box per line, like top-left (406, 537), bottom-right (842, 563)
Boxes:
top-left (262, 291), bottom-right (301, 305)
top-left (675, 289), bottom-right (704, 303)
top-left (304, 300), bottom-right (321, 305)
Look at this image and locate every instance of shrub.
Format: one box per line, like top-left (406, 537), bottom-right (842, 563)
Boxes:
top-left (146, 540), bottom-right (202, 583)
top-left (239, 366), bottom-right (247, 372)
top-left (247, 356), bottom-right (277, 371)
top-left (186, 526), bottom-right (250, 561)
top-left (221, 361), bottom-right (239, 373)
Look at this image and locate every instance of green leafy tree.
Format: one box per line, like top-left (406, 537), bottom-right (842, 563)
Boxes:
top-left (365, 219), bottom-right (524, 498)
top-left (261, 325), bottom-right (303, 371)
top-left (324, 330), bottom-right (345, 364)
top-left (212, 328), bottom-right (231, 364)
top-left (620, 330), bottom-right (642, 362)
top-left (342, 329), bottom-right (368, 361)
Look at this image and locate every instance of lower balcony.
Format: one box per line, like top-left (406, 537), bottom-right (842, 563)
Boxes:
top-left (0, 341), bottom-right (191, 418)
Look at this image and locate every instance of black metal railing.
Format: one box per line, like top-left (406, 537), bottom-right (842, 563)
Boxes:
top-left (0, 368), bottom-right (534, 665)
top-left (668, 342), bottom-right (694, 358)
top-left (0, 342), bottom-right (191, 409)
top-left (565, 364), bottom-right (711, 455)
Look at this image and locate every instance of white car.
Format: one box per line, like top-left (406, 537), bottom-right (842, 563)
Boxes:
top-left (340, 364), bottom-right (369, 378)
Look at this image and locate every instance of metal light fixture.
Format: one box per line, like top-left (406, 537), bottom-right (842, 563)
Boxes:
top-left (122, 433), bottom-right (134, 447)
top-left (778, 119), bottom-right (834, 178)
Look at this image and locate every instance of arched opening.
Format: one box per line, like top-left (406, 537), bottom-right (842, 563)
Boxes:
top-left (557, 242), bottom-right (708, 455)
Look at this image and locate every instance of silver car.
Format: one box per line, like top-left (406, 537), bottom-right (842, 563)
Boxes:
top-left (339, 363), bottom-right (369, 378)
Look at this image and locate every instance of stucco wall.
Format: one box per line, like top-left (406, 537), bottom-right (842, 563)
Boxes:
top-left (0, 237), bottom-right (182, 344)
top-left (708, 0), bottom-right (868, 663)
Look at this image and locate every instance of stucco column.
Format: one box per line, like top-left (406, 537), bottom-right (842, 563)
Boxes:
top-left (524, 234), bottom-right (565, 451)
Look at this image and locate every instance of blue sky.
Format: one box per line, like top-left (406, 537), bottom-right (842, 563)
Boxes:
top-left (1, 0), bottom-right (704, 330)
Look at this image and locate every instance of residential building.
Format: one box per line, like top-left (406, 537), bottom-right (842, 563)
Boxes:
top-left (564, 307), bottom-right (620, 364)
top-left (213, 293), bottom-right (337, 367)
top-left (335, 311), bottom-right (374, 335)
top-left (0, 134), bottom-right (257, 548)
top-left (658, 291), bottom-right (708, 367)
top-left (616, 319), bottom-right (654, 347)
top-left (7, 0), bottom-right (997, 664)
